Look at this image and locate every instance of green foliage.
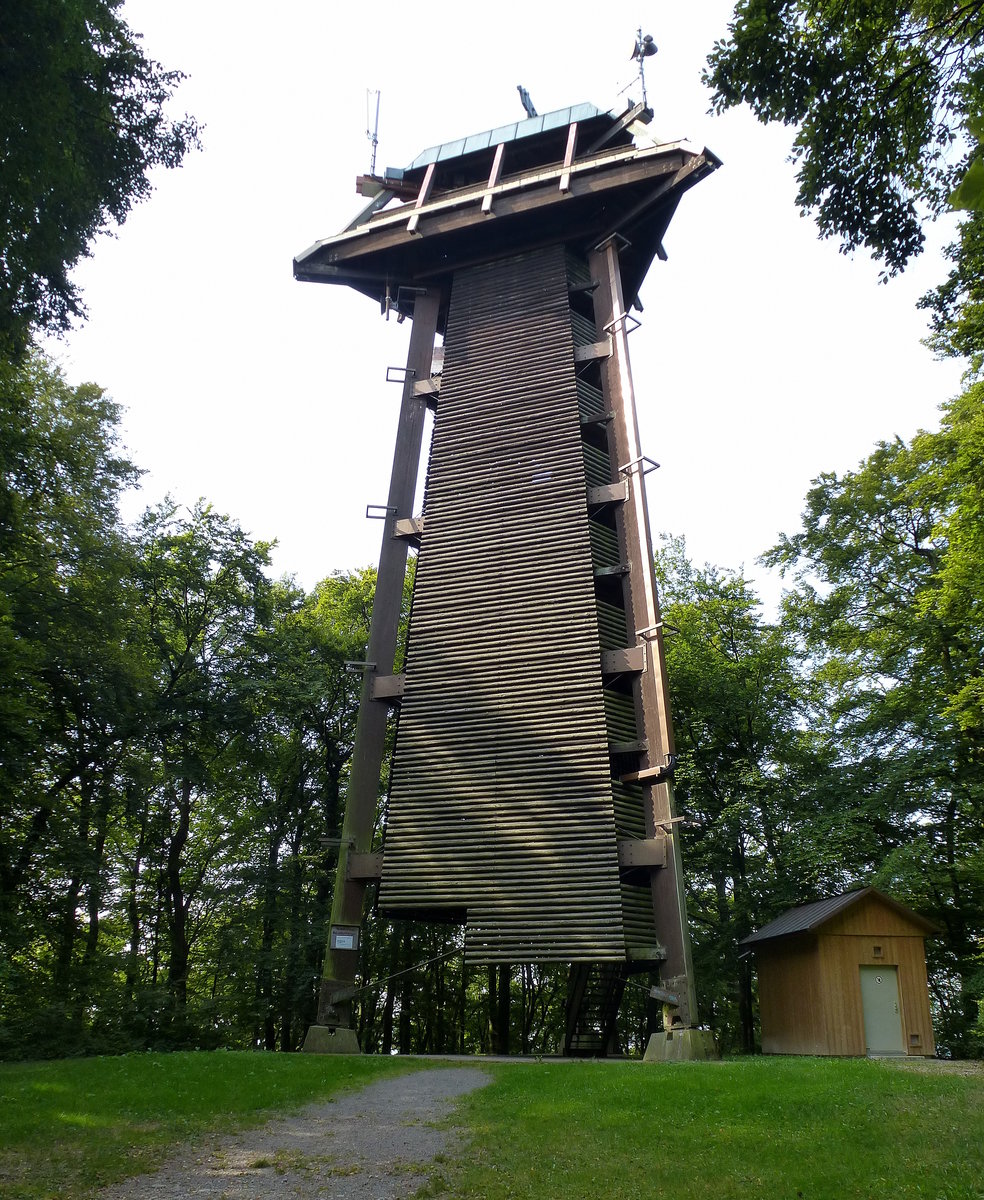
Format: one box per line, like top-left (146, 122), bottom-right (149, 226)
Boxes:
top-left (922, 208), bottom-right (984, 374)
top-left (951, 157), bottom-right (984, 210)
top-left (657, 540), bottom-right (831, 1051)
top-left (766, 388), bottom-right (984, 1054)
top-left (704, 1), bottom-right (984, 275)
top-left (0, 0), bottom-right (200, 352)
top-left (352, 922), bottom-right (576, 1057)
top-left (0, 350), bottom-right (145, 1053)
top-left (0, 349), bottom-right (380, 1058)
top-left (705, 2), bottom-right (984, 372)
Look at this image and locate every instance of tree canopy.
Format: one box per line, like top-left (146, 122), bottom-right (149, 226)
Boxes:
top-left (704, 1), bottom-right (984, 276)
top-left (766, 386), bottom-right (984, 1054)
top-left (0, 0), bottom-right (200, 353)
top-left (0, 349), bottom-right (981, 1056)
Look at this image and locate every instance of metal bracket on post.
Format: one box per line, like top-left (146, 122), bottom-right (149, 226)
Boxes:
top-left (604, 311), bottom-right (642, 336)
top-left (343, 661), bottom-right (377, 673)
top-left (365, 504), bottom-right (397, 520)
top-left (638, 621), bottom-right (679, 640)
top-left (386, 366), bottom-right (416, 384)
top-left (619, 454), bottom-right (660, 476)
top-left (592, 232), bottom-right (631, 255)
top-left (619, 754), bottom-right (677, 785)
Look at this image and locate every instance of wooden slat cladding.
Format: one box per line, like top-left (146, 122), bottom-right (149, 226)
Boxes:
top-left (379, 246), bottom-right (625, 963)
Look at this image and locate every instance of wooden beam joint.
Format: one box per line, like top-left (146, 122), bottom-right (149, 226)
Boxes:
top-left (407, 161), bottom-right (436, 235)
top-left (619, 756), bottom-right (677, 785)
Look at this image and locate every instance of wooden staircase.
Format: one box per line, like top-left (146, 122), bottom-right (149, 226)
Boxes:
top-left (564, 962), bottom-right (629, 1056)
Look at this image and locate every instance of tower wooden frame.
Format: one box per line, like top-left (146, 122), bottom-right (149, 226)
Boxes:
top-left (295, 101), bottom-right (719, 1054)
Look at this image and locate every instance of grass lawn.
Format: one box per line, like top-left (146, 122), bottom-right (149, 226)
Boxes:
top-left (1, 1054), bottom-right (982, 1200)
top-left (0, 1050), bottom-right (414, 1199)
top-left (438, 1057), bottom-right (984, 1200)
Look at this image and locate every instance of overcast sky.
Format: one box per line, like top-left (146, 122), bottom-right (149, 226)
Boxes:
top-left (46, 1), bottom-right (967, 608)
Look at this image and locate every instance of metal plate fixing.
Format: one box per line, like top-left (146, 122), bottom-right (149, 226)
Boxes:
top-left (347, 851), bottom-right (384, 880)
top-left (574, 339), bottom-right (613, 363)
top-left (587, 482), bottom-right (628, 507)
top-left (371, 674), bottom-right (405, 701)
top-left (392, 516), bottom-right (424, 540)
top-left (601, 645), bottom-right (646, 675)
top-left (618, 837), bottom-right (667, 869)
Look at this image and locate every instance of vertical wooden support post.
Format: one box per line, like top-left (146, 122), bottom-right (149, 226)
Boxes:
top-left (588, 238), bottom-right (697, 1027)
top-left (312, 289), bottom-right (441, 1041)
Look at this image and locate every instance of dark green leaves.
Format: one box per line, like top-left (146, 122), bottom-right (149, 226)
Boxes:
top-left (704, 1), bottom-right (984, 275)
top-left (0, 0), bottom-right (200, 353)
top-left (767, 392), bottom-right (984, 1053)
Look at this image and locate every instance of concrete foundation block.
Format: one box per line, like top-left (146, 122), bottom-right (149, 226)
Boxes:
top-left (302, 1025), bottom-right (361, 1054)
top-left (643, 1028), bottom-right (719, 1062)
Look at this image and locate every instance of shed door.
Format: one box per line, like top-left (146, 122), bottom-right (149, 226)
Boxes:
top-left (859, 965), bottom-right (904, 1056)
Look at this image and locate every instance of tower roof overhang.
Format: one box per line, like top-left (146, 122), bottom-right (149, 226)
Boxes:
top-left (294, 102), bottom-right (720, 328)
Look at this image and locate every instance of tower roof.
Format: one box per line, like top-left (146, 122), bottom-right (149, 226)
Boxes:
top-left (294, 101), bottom-right (720, 328)
top-left (405, 103), bottom-right (609, 173)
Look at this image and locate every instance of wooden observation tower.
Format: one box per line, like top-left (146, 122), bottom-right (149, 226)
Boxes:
top-left (295, 99), bottom-right (719, 1056)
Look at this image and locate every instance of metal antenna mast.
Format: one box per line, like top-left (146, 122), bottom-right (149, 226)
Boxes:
top-left (631, 27), bottom-right (658, 108)
top-left (366, 89), bottom-right (381, 176)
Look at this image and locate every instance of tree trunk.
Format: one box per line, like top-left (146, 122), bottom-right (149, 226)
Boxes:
top-left (397, 926), bottom-right (413, 1054)
top-left (487, 963), bottom-right (511, 1054)
top-left (75, 787), bottom-right (112, 1030)
top-left (124, 810), bottom-right (147, 1008)
top-left (259, 806), bottom-right (283, 1051)
top-left (164, 778), bottom-right (192, 1026)
top-left (53, 772), bottom-right (91, 1023)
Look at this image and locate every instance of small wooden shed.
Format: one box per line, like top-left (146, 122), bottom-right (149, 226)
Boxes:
top-left (741, 888), bottom-right (937, 1057)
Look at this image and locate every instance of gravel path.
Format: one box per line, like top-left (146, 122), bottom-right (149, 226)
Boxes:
top-left (99, 1067), bottom-right (491, 1199)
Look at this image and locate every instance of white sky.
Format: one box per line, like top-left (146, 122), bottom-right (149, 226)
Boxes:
top-left (46, 1), bottom-right (967, 609)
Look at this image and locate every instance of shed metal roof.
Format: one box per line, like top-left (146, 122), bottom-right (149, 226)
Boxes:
top-left (740, 887), bottom-right (938, 947)
top-left (406, 102), bottom-right (606, 171)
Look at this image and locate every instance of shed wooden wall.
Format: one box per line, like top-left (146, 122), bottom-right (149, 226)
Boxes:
top-left (818, 941), bottom-right (935, 1055)
top-left (756, 895), bottom-right (935, 1057)
top-left (821, 899), bottom-right (926, 939)
top-left (756, 934), bottom-right (825, 1055)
